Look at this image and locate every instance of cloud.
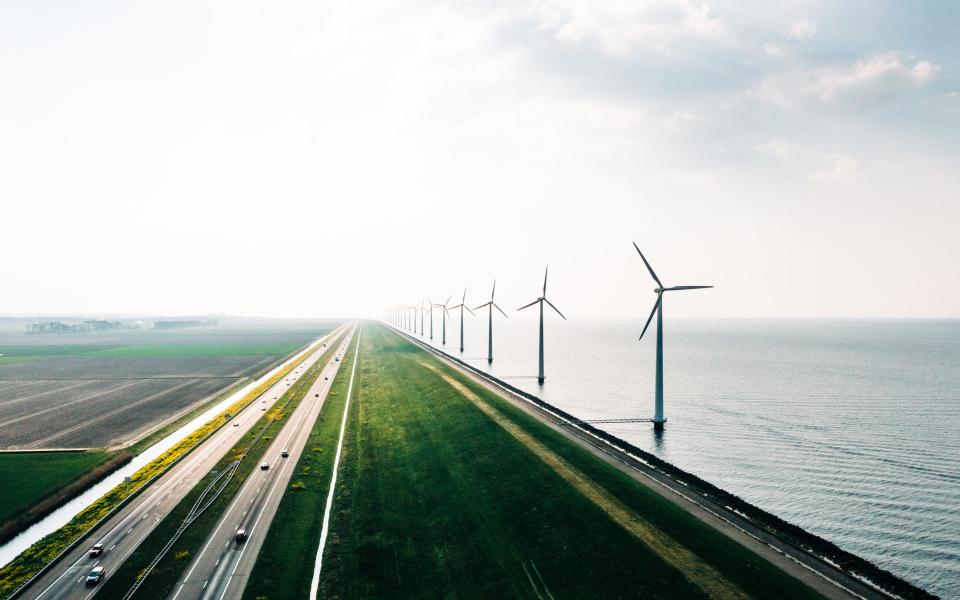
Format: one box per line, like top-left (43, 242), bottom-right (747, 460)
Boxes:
top-left (763, 42), bottom-right (785, 57)
top-left (523, 0), bottom-right (726, 56)
top-left (756, 139), bottom-right (794, 158)
top-left (790, 19), bottom-right (816, 40)
top-left (756, 53), bottom-right (941, 110)
top-left (807, 154), bottom-right (861, 182)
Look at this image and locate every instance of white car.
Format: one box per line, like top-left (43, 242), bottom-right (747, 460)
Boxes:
top-left (86, 566), bottom-right (105, 586)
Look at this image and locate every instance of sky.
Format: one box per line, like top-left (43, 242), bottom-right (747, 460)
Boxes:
top-left (1, 0), bottom-right (958, 319)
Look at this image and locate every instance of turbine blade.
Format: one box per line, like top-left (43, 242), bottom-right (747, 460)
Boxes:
top-left (493, 302), bottom-right (509, 318)
top-left (462, 288), bottom-right (467, 302)
top-left (445, 295), bottom-right (452, 307)
top-left (473, 302), bottom-right (491, 311)
top-left (544, 298), bottom-right (567, 320)
top-left (632, 242), bottom-right (662, 287)
top-left (465, 305), bottom-right (475, 316)
top-left (639, 295), bottom-right (661, 340)
top-left (664, 285), bottom-right (714, 291)
top-left (491, 279), bottom-right (496, 300)
top-left (543, 266), bottom-right (548, 295)
top-left (517, 298), bottom-right (540, 311)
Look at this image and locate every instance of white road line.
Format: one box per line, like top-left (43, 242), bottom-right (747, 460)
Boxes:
top-left (309, 329), bottom-right (361, 600)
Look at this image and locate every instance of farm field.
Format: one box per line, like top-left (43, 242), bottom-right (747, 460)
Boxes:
top-left (0, 319), bottom-right (338, 450)
top-left (306, 324), bottom-right (823, 599)
top-left (0, 450), bottom-right (110, 524)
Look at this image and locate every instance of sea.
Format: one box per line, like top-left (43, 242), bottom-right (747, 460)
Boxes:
top-left (408, 316), bottom-right (959, 598)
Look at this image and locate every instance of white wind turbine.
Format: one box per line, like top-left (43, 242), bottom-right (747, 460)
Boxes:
top-left (517, 266), bottom-right (566, 384)
top-left (634, 243), bottom-right (713, 431)
top-left (473, 279), bottom-right (508, 363)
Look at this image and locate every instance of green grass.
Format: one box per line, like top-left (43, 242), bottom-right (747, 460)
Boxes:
top-left (242, 335), bottom-right (360, 599)
top-left (95, 339), bottom-right (343, 600)
top-left (0, 451), bottom-right (111, 523)
top-left (306, 324), bottom-right (824, 599)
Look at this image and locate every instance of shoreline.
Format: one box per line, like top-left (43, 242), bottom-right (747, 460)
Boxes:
top-left (388, 323), bottom-right (936, 600)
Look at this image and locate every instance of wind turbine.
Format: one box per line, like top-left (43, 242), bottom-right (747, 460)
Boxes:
top-left (473, 279), bottom-right (508, 363)
top-left (420, 299), bottom-right (426, 337)
top-left (427, 298), bottom-right (435, 340)
top-left (517, 267), bottom-right (566, 384)
top-left (432, 296), bottom-right (453, 345)
top-left (634, 243), bottom-right (712, 431)
top-left (448, 289), bottom-right (475, 352)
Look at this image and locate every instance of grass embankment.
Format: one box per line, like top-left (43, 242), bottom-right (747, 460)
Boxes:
top-left (0, 337), bottom-right (329, 599)
top-left (95, 336), bottom-right (346, 600)
top-left (310, 324), bottom-right (824, 599)
top-left (0, 451), bottom-right (121, 525)
top-left (242, 334), bottom-right (360, 599)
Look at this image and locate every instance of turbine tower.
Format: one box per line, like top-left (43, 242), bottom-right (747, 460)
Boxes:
top-left (432, 296), bottom-right (453, 345)
top-left (517, 266), bottom-right (566, 384)
top-left (634, 243), bottom-right (712, 431)
top-left (448, 288), bottom-right (475, 352)
top-left (473, 279), bottom-right (508, 363)
top-left (420, 299), bottom-right (426, 337)
top-left (427, 298), bottom-right (435, 340)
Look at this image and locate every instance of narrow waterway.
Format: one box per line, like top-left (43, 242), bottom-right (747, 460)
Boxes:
top-left (0, 335), bottom-right (328, 568)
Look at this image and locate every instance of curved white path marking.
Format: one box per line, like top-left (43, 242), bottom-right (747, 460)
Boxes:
top-left (309, 329), bottom-right (361, 600)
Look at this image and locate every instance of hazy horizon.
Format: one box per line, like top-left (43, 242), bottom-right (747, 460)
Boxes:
top-left (3, 1), bottom-right (957, 320)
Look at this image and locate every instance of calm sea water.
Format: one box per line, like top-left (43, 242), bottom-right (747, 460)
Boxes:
top-left (408, 317), bottom-right (960, 598)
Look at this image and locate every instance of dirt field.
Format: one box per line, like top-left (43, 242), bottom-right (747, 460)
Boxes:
top-left (0, 320), bottom-right (337, 449)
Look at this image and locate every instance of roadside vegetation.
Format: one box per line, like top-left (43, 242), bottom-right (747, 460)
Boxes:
top-left (95, 334), bottom-right (346, 600)
top-left (311, 324), bottom-right (823, 599)
top-left (0, 337), bottom-right (329, 599)
top-left (0, 450), bottom-right (118, 524)
top-left (242, 334), bottom-right (359, 599)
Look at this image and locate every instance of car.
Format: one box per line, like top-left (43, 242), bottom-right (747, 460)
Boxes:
top-left (261, 407), bottom-right (266, 411)
top-left (315, 393), bottom-right (320, 398)
top-left (89, 543), bottom-right (104, 557)
top-left (260, 463), bottom-right (269, 470)
top-left (86, 566), bottom-right (105, 586)
top-left (324, 376), bottom-right (328, 381)
top-left (281, 450), bottom-right (289, 458)
top-left (235, 529), bottom-right (248, 542)
top-left (233, 422), bottom-right (240, 427)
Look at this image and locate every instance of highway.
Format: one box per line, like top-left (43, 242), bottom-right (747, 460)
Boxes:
top-left (170, 327), bottom-right (355, 600)
top-left (18, 325), bottom-right (349, 600)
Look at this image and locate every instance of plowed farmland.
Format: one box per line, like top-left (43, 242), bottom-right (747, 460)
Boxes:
top-left (0, 320), bottom-right (338, 450)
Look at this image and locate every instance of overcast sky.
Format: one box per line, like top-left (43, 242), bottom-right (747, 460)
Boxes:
top-left (2, 1), bottom-right (957, 319)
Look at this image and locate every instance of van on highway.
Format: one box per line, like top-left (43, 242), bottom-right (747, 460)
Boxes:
top-left (281, 450), bottom-right (289, 458)
top-left (89, 543), bottom-right (104, 557)
top-left (86, 566), bottom-right (105, 586)
top-left (235, 529), bottom-right (248, 543)
top-left (260, 463), bottom-right (269, 470)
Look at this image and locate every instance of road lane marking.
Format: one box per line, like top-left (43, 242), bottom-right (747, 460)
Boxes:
top-left (310, 329), bottom-right (361, 600)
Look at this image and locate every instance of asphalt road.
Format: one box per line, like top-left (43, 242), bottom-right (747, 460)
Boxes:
top-left (170, 327), bottom-right (355, 600)
top-left (393, 325), bottom-right (893, 600)
top-left (18, 325), bottom-right (349, 600)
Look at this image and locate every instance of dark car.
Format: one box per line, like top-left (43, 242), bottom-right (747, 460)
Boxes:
top-left (235, 529), bottom-right (248, 543)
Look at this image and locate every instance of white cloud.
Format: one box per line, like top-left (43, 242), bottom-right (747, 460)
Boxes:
top-left (790, 19), bottom-right (816, 40)
top-left (756, 53), bottom-right (941, 110)
top-left (756, 139), bottom-right (794, 158)
top-left (763, 42), bottom-right (785, 57)
top-left (807, 154), bottom-right (861, 182)
top-left (526, 0), bottom-right (726, 55)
